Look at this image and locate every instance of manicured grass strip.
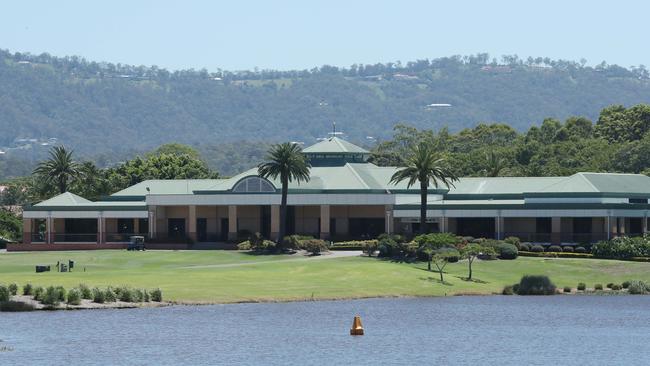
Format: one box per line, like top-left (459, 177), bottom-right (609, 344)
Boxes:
top-left (2, 251), bottom-right (650, 303)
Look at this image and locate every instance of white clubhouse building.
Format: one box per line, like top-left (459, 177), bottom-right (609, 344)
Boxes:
top-left (17, 137), bottom-right (650, 250)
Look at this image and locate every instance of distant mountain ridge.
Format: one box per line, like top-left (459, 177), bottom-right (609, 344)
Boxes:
top-left (1, 50), bottom-right (650, 157)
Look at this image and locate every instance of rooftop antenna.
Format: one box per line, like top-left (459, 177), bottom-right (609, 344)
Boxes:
top-left (327, 122), bottom-right (344, 138)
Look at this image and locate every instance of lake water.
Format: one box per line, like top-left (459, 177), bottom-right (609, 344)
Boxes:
top-left (1, 296), bottom-right (649, 365)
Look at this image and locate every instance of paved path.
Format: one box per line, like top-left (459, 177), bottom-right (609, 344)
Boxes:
top-left (181, 250), bottom-right (362, 269)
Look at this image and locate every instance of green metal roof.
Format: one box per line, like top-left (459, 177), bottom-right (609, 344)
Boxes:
top-left (446, 176), bottom-right (565, 195)
top-left (302, 137), bottom-right (369, 154)
top-left (28, 192), bottom-right (146, 211)
top-left (533, 173), bottom-right (650, 195)
top-left (35, 192), bottom-right (92, 206)
top-left (111, 179), bottom-right (226, 196)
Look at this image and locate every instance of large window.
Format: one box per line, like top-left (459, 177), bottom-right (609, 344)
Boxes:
top-left (349, 218), bottom-right (385, 239)
top-left (117, 219), bottom-right (134, 234)
top-left (232, 177), bottom-right (276, 193)
top-left (168, 218), bottom-right (186, 238)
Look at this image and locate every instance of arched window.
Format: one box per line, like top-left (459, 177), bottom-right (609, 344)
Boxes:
top-left (232, 176), bottom-right (276, 193)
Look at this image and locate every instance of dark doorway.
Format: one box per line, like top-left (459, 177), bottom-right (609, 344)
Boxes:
top-left (260, 206), bottom-right (271, 238)
top-left (349, 218), bottom-right (385, 239)
top-left (168, 218), bottom-right (186, 239)
top-left (220, 218), bottom-right (229, 241)
top-left (138, 218), bottom-right (148, 234)
top-left (197, 218), bottom-right (207, 242)
top-left (629, 218), bottom-right (643, 235)
top-left (63, 219), bottom-right (97, 242)
top-left (330, 218), bottom-right (337, 236)
top-left (573, 218), bottom-right (592, 234)
top-left (456, 218), bottom-right (495, 239)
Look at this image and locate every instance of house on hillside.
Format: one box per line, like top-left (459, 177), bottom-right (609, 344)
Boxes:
top-left (14, 137), bottom-right (650, 251)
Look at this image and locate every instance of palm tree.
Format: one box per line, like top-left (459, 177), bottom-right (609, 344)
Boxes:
top-left (390, 142), bottom-right (458, 234)
top-left (483, 150), bottom-right (508, 177)
top-left (33, 146), bottom-right (80, 194)
top-left (258, 143), bottom-right (311, 245)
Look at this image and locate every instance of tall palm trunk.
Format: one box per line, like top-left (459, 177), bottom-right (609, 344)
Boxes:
top-left (278, 175), bottom-right (289, 247)
top-left (419, 179), bottom-right (427, 234)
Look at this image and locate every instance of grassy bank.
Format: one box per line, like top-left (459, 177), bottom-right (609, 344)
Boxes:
top-left (2, 250), bottom-right (650, 303)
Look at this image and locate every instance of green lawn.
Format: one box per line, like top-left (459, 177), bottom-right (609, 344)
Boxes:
top-left (1, 250), bottom-right (650, 303)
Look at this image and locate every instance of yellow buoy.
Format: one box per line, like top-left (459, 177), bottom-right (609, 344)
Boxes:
top-left (350, 315), bottom-right (364, 335)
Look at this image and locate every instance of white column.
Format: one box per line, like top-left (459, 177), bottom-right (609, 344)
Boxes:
top-left (270, 205), bottom-right (280, 241)
top-left (228, 205), bottom-right (238, 241)
top-left (384, 205), bottom-right (392, 235)
top-left (320, 205), bottom-right (330, 240)
top-left (643, 215), bottom-right (648, 234)
top-left (188, 205), bottom-right (197, 241)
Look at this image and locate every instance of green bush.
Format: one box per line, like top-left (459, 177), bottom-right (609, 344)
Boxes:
top-left (151, 288), bottom-right (163, 302)
top-left (133, 289), bottom-right (145, 302)
top-left (378, 234), bottom-right (410, 257)
top-left (92, 288), bottom-right (105, 303)
top-left (8, 283), bottom-right (18, 296)
top-left (562, 246), bottom-right (574, 253)
top-left (504, 236), bottom-right (521, 249)
top-left (361, 240), bottom-right (379, 256)
top-left (574, 246), bottom-right (588, 254)
top-left (23, 283), bottom-right (33, 296)
top-left (577, 283), bottom-right (586, 291)
top-left (301, 239), bottom-right (328, 255)
top-left (0, 300), bottom-right (35, 312)
top-left (547, 245), bottom-right (563, 252)
top-left (482, 240), bottom-right (518, 260)
top-left (0, 285), bottom-right (9, 302)
top-left (594, 283), bottom-right (603, 291)
top-left (33, 286), bottom-right (45, 301)
top-left (563, 286), bottom-right (571, 293)
top-left (239, 232), bottom-right (276, 252)
top-left (104, 288), bottom-right (117, 303)
top-left (519, 243), bottom-right (531, 251)
top-left (592, 236), bottom-right (650, 259)
top-left (516, 275), bottom-right (556, 295)
top-left (55, 286), bottom-right (66, 301)
top-left (78, 284), bottom-right (93, 299)
top-left (531, 245), bottom-right (545, 253)
top-left (41, 286), bottom-right (61, 306)
top-left (611, 284), bottom-right (622, 291)
top-left (606, 283), bottom-right (614, 289)
top-left (622, 281), bottom-right (631, 289)
top-left (236, 241), bottom-right (251, 250)
top-left (66, 288), bottom-right (82, 305)
top-left (502, 285), bottom-right (514, 295)
top-left (627, 280), bottom-right (649, 294)
top-left (283, 235), bottom-right (314, 250)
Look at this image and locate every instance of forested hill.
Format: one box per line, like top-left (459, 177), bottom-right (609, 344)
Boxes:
top-left (1, 50), bottom-right (650, 156)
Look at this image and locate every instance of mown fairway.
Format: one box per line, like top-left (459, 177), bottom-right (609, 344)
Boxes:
top-left (1, 250), bottom-right (650, 303)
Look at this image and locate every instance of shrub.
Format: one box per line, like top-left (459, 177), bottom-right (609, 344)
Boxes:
top-left (502, 285), bottom-right (514, 295)
top-left (482, 240), bottom-right (518, 260)
top-left (516, 275), bottom-right (556, 295)
top-left (574, 246), bottom-right (588, 254)
top-left (563, 286), bottom-right (571, 293)
top-left (104, 288), bottom-right (117, 303)
top-left (92, 288), bottom-right (105, 303)
top-left (151, 288), bottom-right (163, 302)
top-left (66, 288), bottom-right (82, 305)
top-left (627, 280), bottom-right (649, 295)
top-left (378, 234), bottom-right (411, 258)
top-left (55, 286), bottom-right (66, 301)
top-left (622, 281), bottom-right (631, 289)
top-left (594, 284), bottom-right (603, 291)
top-left (0, 285), bottom-right (9, 302)
top-left (546, 245), bottom-right (563, 253)
top-left (241, 232), bottom-right (276, 252)
top-left (512, 283), bottom-right (520, 293)
top-left (592, 236), bottom-right (650, 259)
top-left (283, 235), bottom-right (314, 250)
top-left (611, 284), bottom-right (622, 291)
top-left (78, 284), bottom-right (92, 299)
top-left (301, 239), bottom-right (328, 255)
top-left (117, 287), bottom-right (134, 302)
top-left (519, 243), bottom-right (531, 252)
top-left (236, 241), bottom-right (251, 250)
top-left (41, 286), bottom-right (61, 306)
top-left (562, 246), bottom-right (574, 253)
top-left (8, 283), bottom-right (18, 296)
top-left (133, 289), bottom-right (145, 302)
top-left (606, 283), bottom-right (614, 289)
top-left (531, 245), bottom-right (545, 253)
top-left (361, 240), bottom-right (379, 257)
top-left (504, 236), bottom-right (521, 249)
top-left (23, 283), bottom-right (33, 296)
top-left (33, 286), bottom-right (45, 301)
top-left (0, 300), bottom-right (35, 312)
top-left (577, 283), bottom-right (586, 291)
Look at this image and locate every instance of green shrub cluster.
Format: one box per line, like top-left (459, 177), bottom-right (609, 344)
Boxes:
top-left (8, 283), bottom-right (18, 296)
top-left (592, 236), bottom-right (650, 259)
top-left (519, 243), bottom-right (531, 251)
top-left (502, 285), bottom-right (514, 295)
top-left (0, 285), bottom-right (9, 302)
top-left (41, 286), bottom-right (65, 306)
top-left (282, 235), bottom-right (314, 250)
top-left (611, 284), bottom-right (622, 291)
top-left (547, 245), bottom-right (563, 252)
top-left (23, 283), bottom-right (33, 296)
top-left (531, 245), bottom-right (545, 252)
top-left (504, 236), bottom-right (521, 249)
top-left (378, 234), bottom-right (414, 258)
top-left (330, 240), bottom-right (376, 251)
top-left (577, 283), bottom-right (586, 291)
top-left (238, 232), bottom-right (276, 252)
top-left (66, 288), bottom-right (82, 305)
top-left (519, 251), bottom-right (594, 259)
top-left (594, 283), bottom-right (603, 291)
top-left (33, 286), bottom-right (45, 301)
top-left (151, 288), bottom-right (163, 302)
top-left (78, 284), bottom-right (93, 299)
top-left (627, 280), bottom-right (649, 294)
top-left (563, 286), bottom-right (571, 293)
top-left (516, 275), bottom-right (556, 295)
top-left (300, 239), bottom-right (328, 255)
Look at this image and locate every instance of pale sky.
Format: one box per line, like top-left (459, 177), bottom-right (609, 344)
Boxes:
top-left (1, 0), bottom-right (647, 71)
